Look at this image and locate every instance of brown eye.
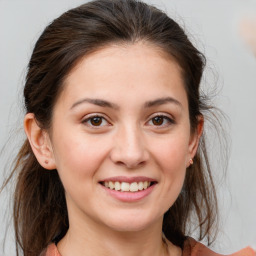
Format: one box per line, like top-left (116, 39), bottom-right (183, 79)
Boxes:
top-left (148, 115), bottom-right (175, 127)
top-left (90, 117), bottom-right (103, 126)
top-left (152, 116), bottom-right (164, 126)
top-left (82, 115), bottom-right (109, 128)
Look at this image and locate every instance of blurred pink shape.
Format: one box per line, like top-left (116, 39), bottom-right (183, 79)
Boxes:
top-left (239, 18), bottom-right (256, 54)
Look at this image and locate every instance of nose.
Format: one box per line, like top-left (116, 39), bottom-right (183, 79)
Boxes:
top-left (109, 125), bottom-right (149, 169)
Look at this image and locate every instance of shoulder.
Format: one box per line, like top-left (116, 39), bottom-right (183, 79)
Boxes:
top-left (39, 240), bottom-right (255, 256)
top-left (183, 237), bottom-right (255, 256)
top-left (39, 243), bottom-right (61, 256)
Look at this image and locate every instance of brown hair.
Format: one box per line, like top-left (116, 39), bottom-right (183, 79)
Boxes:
top-left (2, 0), bottom-right (221, 255)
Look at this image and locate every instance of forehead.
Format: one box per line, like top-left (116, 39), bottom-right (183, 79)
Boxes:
top-left (66, 41), bottom-right (183, 81)
top-left (57, 42), bottom-right (187, 109)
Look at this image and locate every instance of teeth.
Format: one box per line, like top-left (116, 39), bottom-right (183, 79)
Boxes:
top-left (114, 181), bottom-right (121, 191)
top-left (121, 182), bottom-right (130, 191)
top-left (138, 181), bottom-right (144, 190)
top-left (102, 181), bottom-right (152, 192)
top-left (130, 182), bottom-right (138, 192)
top-left (143, 181), bottom-right (149, 189)
top-left (109, 181), bottom-right (114, 190)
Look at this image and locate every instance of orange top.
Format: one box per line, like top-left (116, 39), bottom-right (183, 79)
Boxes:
top-left (183, 238), bottom-right (255, 256)
top-left (40, 238), bottom-right (255, 256)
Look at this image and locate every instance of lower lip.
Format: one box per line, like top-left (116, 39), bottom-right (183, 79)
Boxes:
top-left (101, 184), bottom-right (156, 202)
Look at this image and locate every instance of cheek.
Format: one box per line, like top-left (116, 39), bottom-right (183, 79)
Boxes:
top-left (150, 133), bottom-right (189, 195)
top-left (159, 143), bottom-right (188, 210)
top-left (52, 134), bottom-right (111, 182)
top-left (161, 145), bottom-right (187, 188)
top-left (152, 133), bottom-right (190, 171)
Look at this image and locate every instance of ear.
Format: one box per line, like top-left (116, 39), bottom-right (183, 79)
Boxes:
top-left (24, 113), bottom-right (56, 170)
top-left (186, 115), bottom-right (204, 167)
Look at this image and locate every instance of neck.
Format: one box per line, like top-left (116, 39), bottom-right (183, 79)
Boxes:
top-left (57, 215), bottom-right (180, 256)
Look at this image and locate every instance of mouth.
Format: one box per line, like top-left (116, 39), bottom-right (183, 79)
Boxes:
top-left (100, 180), bottom-right (156, 192)
top-left (99, 177), bottom-right (157, 202)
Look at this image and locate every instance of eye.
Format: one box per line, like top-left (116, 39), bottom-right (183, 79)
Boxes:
top-left (82, 115), bottom-right (110, 127)
top-left (147, 115), bottom-right (175, 127)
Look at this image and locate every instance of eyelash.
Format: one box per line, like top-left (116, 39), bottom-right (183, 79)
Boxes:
top-left (146, 114), bottom-right (175, 127)
top-left (82, 113), bottom-right (175, 128)
top-left (82, 115), bottom-right (110, 128)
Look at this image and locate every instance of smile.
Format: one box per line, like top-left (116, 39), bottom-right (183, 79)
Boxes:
top-left (102, 181), bottom-right (152, 192)
top-left (99, 177), bottom-right (157, 202)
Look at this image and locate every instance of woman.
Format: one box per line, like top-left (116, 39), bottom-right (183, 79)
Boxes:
top-left (2, 0), bottom-right (255, 255)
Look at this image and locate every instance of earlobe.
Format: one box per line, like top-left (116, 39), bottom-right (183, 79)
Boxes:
top-left (187, 115), bottom-right (204, 167)
top-left (24, 113), bottom-right (56, 170)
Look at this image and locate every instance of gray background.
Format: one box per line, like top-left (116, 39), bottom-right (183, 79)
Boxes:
top-left (0, 0), bottom-right (256, 255)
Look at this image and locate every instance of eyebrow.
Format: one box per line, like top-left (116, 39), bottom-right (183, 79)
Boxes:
top-left (70, 98), bottom-right (119, 110)
top-left (70, 96), bottom-right (182, 110)
top-left (144, 97), bottom-right (182, 108)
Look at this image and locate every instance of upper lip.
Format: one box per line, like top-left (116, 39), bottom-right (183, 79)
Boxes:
top-left (100, 176), bottom-right (157, 183)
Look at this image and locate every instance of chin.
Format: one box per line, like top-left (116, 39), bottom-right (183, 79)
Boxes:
top-left (111, 222), bottom-right (148, 232)
top-left (101, 211), bottom-right (161, 233)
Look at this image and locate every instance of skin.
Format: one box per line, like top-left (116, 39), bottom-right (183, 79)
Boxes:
top-left (24, 42), bottom-right (203, 256)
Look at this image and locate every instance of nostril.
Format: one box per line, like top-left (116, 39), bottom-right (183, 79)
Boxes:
top-left (109, 136), bottom-right (149, 168)
top-left (115, 161), bottom-right (126, 166)
top-left (126, 160), bottom-right (147, 169)
top-left (113, 159), bottom-right (146, 169)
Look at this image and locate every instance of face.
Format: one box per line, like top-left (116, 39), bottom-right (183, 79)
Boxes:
top-left (45, 43), bottom-right (199, 233)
